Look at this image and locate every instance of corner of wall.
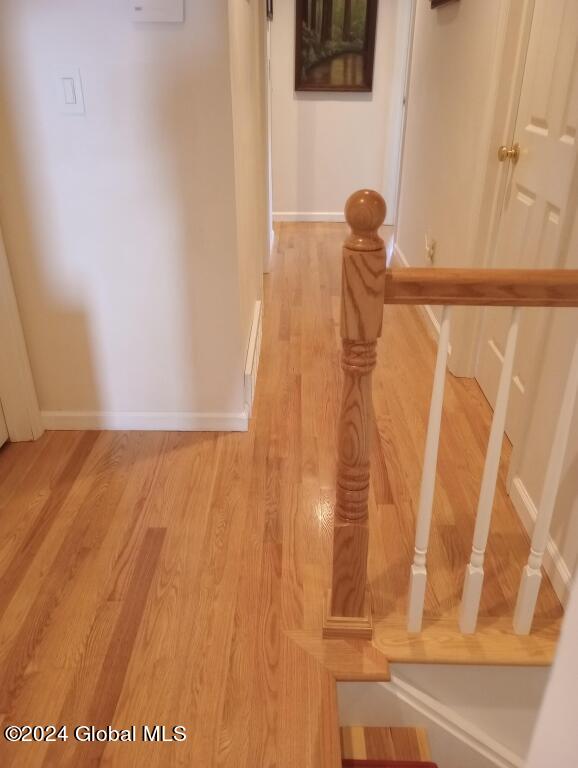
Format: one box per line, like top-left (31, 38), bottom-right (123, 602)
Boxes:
top-left (0, 229), bottom-right (43, 441)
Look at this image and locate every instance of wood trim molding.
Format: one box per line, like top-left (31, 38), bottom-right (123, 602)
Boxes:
top-left (41, 410), bottom-right (250, 432)
top-left (273, 212), bottom-right (346, 223)
top-left (384, 268), bottom-right (578, 307)
top-left (323, 591), bottom-right (373, 640)
top-left (367, 677), bottom-right (524, 768)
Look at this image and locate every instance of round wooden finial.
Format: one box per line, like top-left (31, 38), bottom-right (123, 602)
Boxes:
top-left (344, 190), bottom-right (387, 251)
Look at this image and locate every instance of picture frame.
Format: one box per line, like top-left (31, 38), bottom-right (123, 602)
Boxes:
top-left (295, 0), bottom-right (378, 93)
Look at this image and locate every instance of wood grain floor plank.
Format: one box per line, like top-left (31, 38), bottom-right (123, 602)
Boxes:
top-left (0, 433), bottom-right (148, 714)
top-left (53, 433), bottom-right (213, 768)
top-left (0, 432), bottom-right (99, 623)
top-left (0, 432), bottom-right (54, 493)
top-left (60, 527), bottom-right (165, 768)
top-left (0, 432), bottom-right (81, 574)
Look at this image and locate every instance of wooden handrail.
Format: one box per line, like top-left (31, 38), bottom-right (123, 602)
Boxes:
top-left (384, 268), bottom-right (578, 307)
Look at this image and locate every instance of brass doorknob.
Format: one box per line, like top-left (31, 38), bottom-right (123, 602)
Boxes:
top-left (498, 143), bottom-right (520, 163)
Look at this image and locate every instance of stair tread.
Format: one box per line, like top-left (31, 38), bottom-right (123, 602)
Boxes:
top-left (286, 630), bottom-right (390, 681)
top-left (341, 726), bottom-right (432, 762)
top-left (373, 615), bottom-right (560, 666)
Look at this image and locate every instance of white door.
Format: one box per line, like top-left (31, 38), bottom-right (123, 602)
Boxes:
top-left (476, 0), bottom-right (578, 444)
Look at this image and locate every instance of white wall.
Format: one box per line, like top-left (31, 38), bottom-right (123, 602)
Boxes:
top-left (396, 0), bottom-right (506, 271)
top-left (395, 0), bottom-right (514, 374)
top-left (270, 0), bottom-right (411, 224)
top-left (0, 0), bottom-right (263, 429)
top-left (526, 575), bottom-right (578, 767)
top-left (391, 665), bottom-right (548, 761)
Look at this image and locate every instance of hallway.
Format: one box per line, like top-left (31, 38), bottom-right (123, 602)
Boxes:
top-left (0, 223), bottom-right (562, 766)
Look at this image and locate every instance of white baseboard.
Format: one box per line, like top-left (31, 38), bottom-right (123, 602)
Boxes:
top-left (509, 476), bottom-right (572, 607)
top-left (42, 304), bottom-right (264, 434)
top-left (41, 410), bottom-right (249, 432)
top-left (244, 300), bottom-right (262, 417)
top-left (421, 303), bottom-right (443, 342)
top-left (273, 212), bottom-right (345, 223)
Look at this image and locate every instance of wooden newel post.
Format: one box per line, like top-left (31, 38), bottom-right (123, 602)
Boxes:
top-left (323, 189), bottom-right (387, 640)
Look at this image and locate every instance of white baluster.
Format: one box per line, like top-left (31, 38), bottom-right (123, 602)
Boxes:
top-left (514, 334), bottom-right (578, 635)
top-left (460, 307), bottom-right (520, 634)
top-left (408, 306), bottom-right (452, 633)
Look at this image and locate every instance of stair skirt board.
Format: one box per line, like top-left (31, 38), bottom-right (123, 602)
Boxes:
top-left (342, 762), bottom-right (438, 768)
top-left (41, 410), bottom-right (250, 432)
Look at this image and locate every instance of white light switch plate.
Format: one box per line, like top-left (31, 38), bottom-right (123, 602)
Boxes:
top-left (57, 69), bottom-right (85, 115)
top-left (131, 0), bottom-right (184, 23)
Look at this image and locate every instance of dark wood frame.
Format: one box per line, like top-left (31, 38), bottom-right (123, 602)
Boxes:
top-left (294, 0), bottom-right (378, 93)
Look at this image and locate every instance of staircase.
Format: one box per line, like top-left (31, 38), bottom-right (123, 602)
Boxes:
top-left (323, 189), bottom-right (578, 662)
top-left (283, 189), bottom-right (578, 767)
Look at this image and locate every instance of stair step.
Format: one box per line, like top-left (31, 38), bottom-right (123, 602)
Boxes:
top-left (340, 726), bottom-right (434, 765)
top-left (373, 615), bottom-right (560, 666)
top-left (286, 630), bottom-right (390, 681)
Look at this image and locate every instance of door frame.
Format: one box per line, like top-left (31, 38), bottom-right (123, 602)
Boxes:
top-left (390, 0), bottom-right (418, 236)
top-left (0, 225), bottom-right (43, 442)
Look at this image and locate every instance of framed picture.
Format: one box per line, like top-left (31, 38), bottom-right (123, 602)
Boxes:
top-left (295, 0), bottom-right (378, 93)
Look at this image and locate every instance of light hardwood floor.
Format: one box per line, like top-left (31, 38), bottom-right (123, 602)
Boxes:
top-left (0, 222), bottom-right (563, 766)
